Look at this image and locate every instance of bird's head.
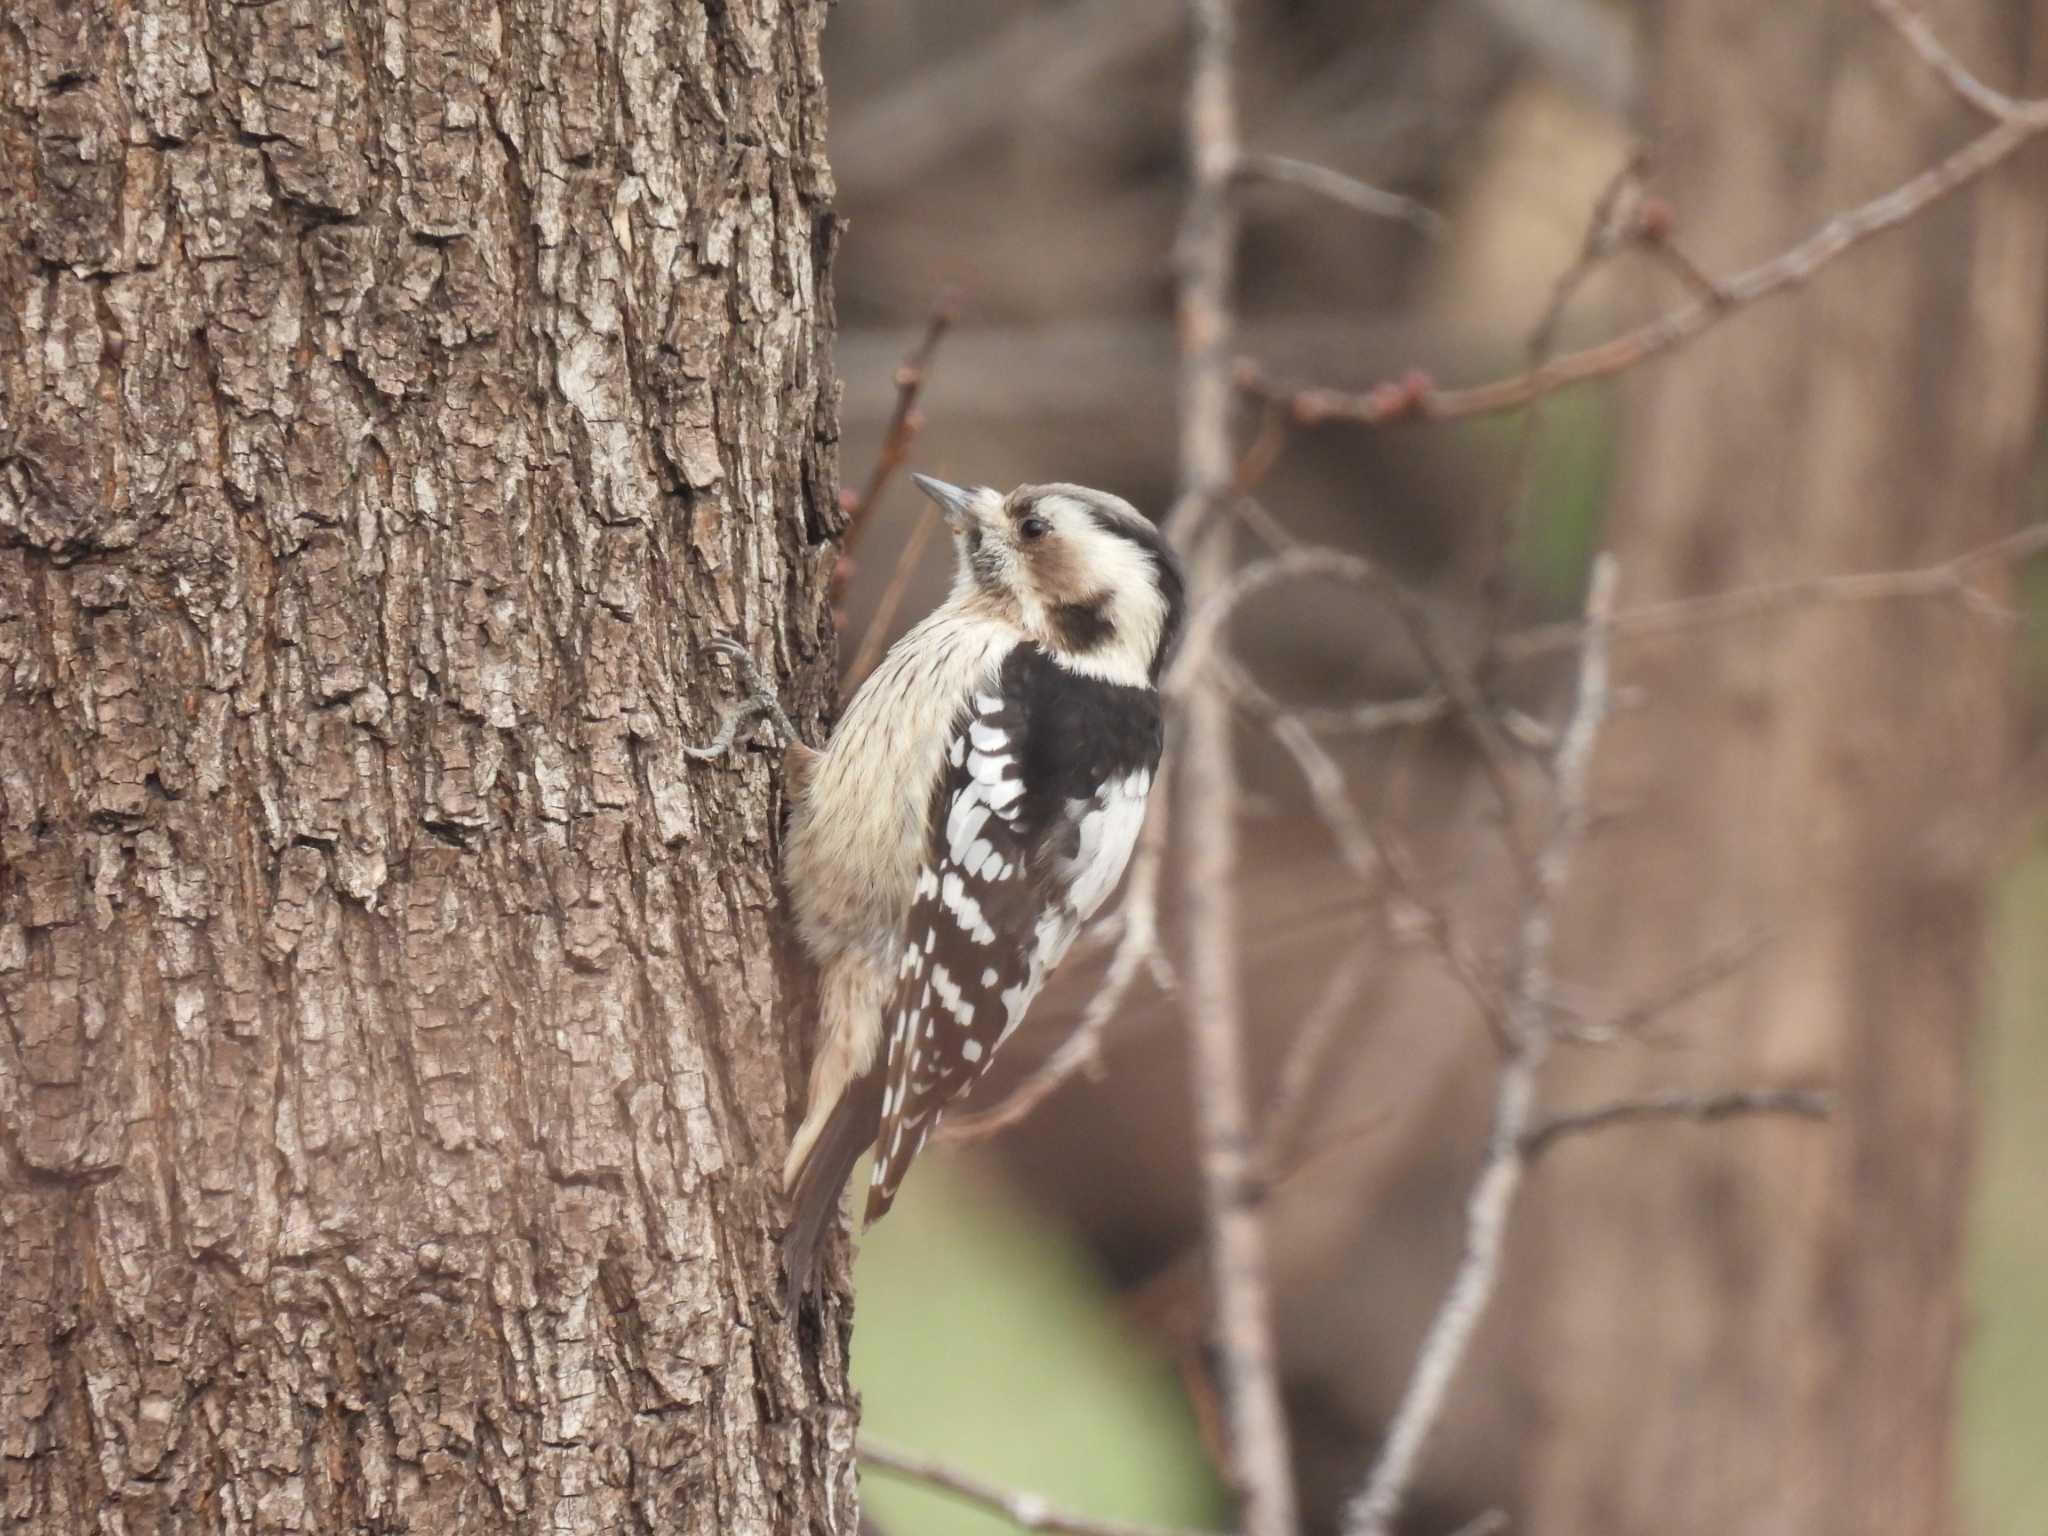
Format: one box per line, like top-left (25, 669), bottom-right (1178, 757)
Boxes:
top-left (911, 475), bottom-right (1186, 687)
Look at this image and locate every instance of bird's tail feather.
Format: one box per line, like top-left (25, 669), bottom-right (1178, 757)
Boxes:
top-left (781, 1072), bottom-right (881, 1315)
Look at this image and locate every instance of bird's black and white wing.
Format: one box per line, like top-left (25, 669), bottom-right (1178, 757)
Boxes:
top-left (864, 644), bottom-right (1163, 1223)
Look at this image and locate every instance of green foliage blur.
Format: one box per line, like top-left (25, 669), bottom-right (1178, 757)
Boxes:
top-left (1963, 823), bottom-right (2048, 1535)
top-left (854, 1155), bottom-right (1227, 1535)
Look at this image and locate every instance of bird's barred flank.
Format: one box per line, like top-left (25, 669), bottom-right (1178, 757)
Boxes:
top-left (774, 478), bottom-right (1185, 1307)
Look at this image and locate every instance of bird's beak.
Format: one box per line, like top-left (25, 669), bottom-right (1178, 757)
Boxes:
top-left (911, 474), bottom-right (976, 534)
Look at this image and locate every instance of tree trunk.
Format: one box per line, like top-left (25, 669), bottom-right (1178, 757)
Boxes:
top-left (0, 2), bottom-right (847, 1532)
top-left (1512, 5), bottom-right (2047, 1534)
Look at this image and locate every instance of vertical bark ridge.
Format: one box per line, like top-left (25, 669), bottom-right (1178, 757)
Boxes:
top-left (1, 1), bottom-right (849, 1530)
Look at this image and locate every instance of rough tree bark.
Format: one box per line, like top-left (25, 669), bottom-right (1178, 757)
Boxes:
top-left (1512, 5), bottom-right (2048, 1534)
top-left (0, 2), bottom-right (849, 1532)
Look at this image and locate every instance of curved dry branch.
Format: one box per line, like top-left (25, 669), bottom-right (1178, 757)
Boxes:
top-left (1243, 95), bottom-right (2048, 427)
top-left (860, 1440), bottom-right (1232, 1536)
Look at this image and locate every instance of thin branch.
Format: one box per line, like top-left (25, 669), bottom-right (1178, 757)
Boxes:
top-left (1185, 523), bottom-right (2045, 677)
top-left (1173, 0), bottom-right (1298, 1531)
top-left (1866, 0), bottom-right (2025, 121)
top-left (1224, 671), bottom-right (1453, 738)
top-left (1552, 928), bottom-right (1773, 1046)
top-left (846, 510), bottom-right (943, 688)
top-left (1382, 585), bottom-right (1535, 872)
top-left (860, 1440), bottom-right (1231, 1536)
top-left (1496, 521), bottom-right (2048, 663)
top-left (1266, 711), bottom-right (1510, 1049)
top-left (1243, 99), bottom-right (2048, 427)
top-left (1213, 645), bottom-right (1561, 748)
top-left (1257, 938), bottom-right (1381, 1181)
top-left (1478, 149), bottom-right (1648, 643)
top-left (1235, 153), bottom-right (1443, 238)
top-left (840, 307), bottom-right (956, 685)
top-left (1175, 547), bottom-right (1379, 681)
top-left (840, 305), bottom-right (956, 551)
top-left (1269, 1102), bottom-right (1402, 1188)
top-left (1520, 1088), bottom-right (1832, 1159)
top-left (1181, 546), bottom-right (1533, 864)
top-left (1342, 554), bottom-right (1620, 1536)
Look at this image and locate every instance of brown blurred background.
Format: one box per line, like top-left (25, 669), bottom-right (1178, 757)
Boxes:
top-left (829, 4), bottom-right (2048, 1534)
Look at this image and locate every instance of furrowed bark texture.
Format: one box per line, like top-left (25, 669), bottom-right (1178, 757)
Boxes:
top-left (1512, 5), bottom-right (2047, 1534)
top-left (0, 2), bottom-right (849, 1532)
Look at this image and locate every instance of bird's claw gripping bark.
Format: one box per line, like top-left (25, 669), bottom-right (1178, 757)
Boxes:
top-left (685, 637), bottom-right (803, 760)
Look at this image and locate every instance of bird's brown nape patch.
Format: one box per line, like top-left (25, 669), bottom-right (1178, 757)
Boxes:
top-left (1050, 592), bottom-right (1115, 653)
top-left (1024, 524), bottom-right (1093, 607)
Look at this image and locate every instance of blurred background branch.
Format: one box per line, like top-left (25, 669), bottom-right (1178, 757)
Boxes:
top-left (1172, 1), bottom-right (1300, 1532)
top-left (1343, 553), bottom-right (1620, 1536)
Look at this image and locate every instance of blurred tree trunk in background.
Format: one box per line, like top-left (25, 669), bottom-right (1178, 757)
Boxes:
top-left (1, 3), bottom-right (844, 1532)
top-left (1514, 5), bottom-right (2047, 1534)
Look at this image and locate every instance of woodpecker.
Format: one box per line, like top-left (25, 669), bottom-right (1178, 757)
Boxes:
top-left (706, 475), bottom-right (1185, 1307)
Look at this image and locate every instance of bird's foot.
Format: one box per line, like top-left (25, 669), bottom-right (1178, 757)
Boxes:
top-left (685, 637), bottom-right (803, 761)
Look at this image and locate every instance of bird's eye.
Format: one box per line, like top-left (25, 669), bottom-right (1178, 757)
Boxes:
top-left (1018, 515), bottom-right (1051, 541)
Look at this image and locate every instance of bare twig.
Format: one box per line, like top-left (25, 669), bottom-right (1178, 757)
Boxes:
top-left (841, 306), bottom-right (956, 551)
top-left (841, 308), bottom-right (957, 684)
top-left (1231, 403), bottom-right (1293, 497)
top-left (1172, 0), bottom-right (1298, 1531)
top-left (1176, 545), bottom-right (1395, 686)
top-left (846, 511), bottom-right (944, 688)
top-left (1243, 96), bottom-right (2048, 427)
top-left (1520, 1088), bottom-right (1832, 1159)
top-left (1235, 153), bottom-right (1443, 238)
top-left (860, 1440), bottom-right (1231, 1536)
top-left (1223, 671), bottom-right (1452, 738)
top-left (1479, 149), bottom-right (1648, 642)
top-left (1382, 585), bottom-right (1534, 871)
top-left (1257, 938), bottom-right (1381, 1182)
top-left (1552, 928), bottom-right (1773, 1046)
top-left (1210, 641), bottom-right (1556, 747)
top-left (1266, 712), bottom-right (1509, 1048)
top-left (1342, 555), bottom-right (1619, 1536)
top-left (1183, 523), bottom-right (2045, 679)
top-left (1866, 0), bottom-right (2024, 121)
top-left (1181, 546), bottom-right (1531, 864)
top-left (1496, 521), bottom-right (2048, 663)
top-left (1268, 1103), bottom-right (1402, 1188)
